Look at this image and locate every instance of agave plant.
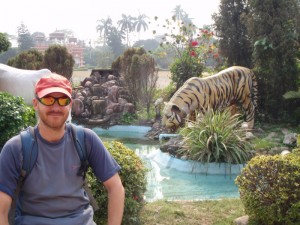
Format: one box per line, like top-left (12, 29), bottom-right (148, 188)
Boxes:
top-left (179, 108), bottom-right (252, 165)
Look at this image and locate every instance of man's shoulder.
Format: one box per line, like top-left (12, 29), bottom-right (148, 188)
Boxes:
top-left (67, 123), bottom-right (97, 139)
top-left (1, 133), bottom-right (22, 155)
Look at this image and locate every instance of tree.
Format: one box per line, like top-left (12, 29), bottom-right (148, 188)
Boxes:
top-left (0, 33), bottom-right (11, 54)
top-left (0, 48), bottom-right (19, 64)
top-left (172, 5), bottom-right (187, 22)
top-left (106, 26), bottom-right (125, 58)
top-left (212, 0), bottom-right (252, 67)
top-left (133, 14), bottom-right (149, 40)
top-left (96, 17), bottom-right (113, 46)
top-left (138, 54), bottom-right (158, 118)
top-left (43, 45), bottom-right (75, 80)
top-left (154, 16), bottom-right (208, 90)
top-left (172, 5), bottom-right (193, 25)
top-left (7, 49), bottom-right (43, 70)
top-left (111, 47), bottom-right (158, 116)
top-left (246, 0), bottom-right (300, 121)
top-left (117, 14), bottom-right (135, 47)
top-left (17, 23), bottom-right (34, 52)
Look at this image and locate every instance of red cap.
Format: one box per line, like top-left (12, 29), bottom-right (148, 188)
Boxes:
top-left (35, 73), bottom-right (72, 98)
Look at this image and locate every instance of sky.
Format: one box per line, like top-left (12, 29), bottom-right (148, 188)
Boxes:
top-left (0, 0), bottom-right (220, 43)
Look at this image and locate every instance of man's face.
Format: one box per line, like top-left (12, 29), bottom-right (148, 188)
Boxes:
top-left (33, 92), bottom-right (72, 129)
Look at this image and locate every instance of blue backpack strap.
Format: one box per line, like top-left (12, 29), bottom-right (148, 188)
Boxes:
top-left (69, 123), bottom-right (89, 179)
top-left (8, 126), bottom-right (37, 225)
top-left (20, 126), bottom-right (38, 176)
top-left (68, 123), bottom-right (99, 211)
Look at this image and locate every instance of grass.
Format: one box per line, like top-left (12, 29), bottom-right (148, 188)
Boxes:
top-left (139, 198), bottom-right (245, 225)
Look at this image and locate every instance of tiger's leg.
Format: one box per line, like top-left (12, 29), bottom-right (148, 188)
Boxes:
top-left (240, 95), bottom-right (255, 129)
top-left (187, 110), bottom-right (196, 122)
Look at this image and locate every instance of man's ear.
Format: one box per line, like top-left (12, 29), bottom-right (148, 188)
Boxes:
top-left (33, 98), bottom-right (38, 109)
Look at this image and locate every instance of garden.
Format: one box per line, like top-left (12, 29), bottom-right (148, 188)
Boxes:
top-left (1, 0), bottom-right (300, 224)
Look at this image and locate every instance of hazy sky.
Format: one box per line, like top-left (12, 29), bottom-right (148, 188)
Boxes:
top-left (1, 0), bottom-right (220, 42)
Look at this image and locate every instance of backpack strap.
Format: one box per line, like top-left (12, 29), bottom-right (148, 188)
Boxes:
top-left (69, 123), bottom-right (89, 179)
top-left (20, 127), bottom-right (38, 176)
top-left (69, 123), bottom-right (99, 211)
top-left (8, 126), bottom-right (37, 225)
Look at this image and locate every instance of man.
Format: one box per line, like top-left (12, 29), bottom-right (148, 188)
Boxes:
top-left (0, 74), bottom-right (125, 225)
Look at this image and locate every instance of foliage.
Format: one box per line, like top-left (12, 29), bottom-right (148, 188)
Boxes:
top-left (283, 90), bottom-right (300, 99)
top-left (7, 49), bottom-right (43, 70)
top-left (83, 46), bottom-right (115, 68)
top-left (293, 134), bottom-right (300, 155)
top-left (0, 47), bottom-right (19, 64)
top-left (154, 14), bottom-right (221, 90)
top-left (120, 112), bottom-right (138, 124)
top-left (151, 44), bottom-right (175, 70)
top-left (179, 108), bottom-right (252, 166)
top-left (235, 153), bottom-right (300, 225)
top-left (0, 32), bottom-right (11, 54)
top-left (87, 141), bottom-right (147, 225)
top-left (118, 14), bottom-right (135, 47)
top-left (96, 17), bottom-right (113, 47)
top-left (0, 92), bottom-right (36, 149)
top-left (43, 44), bottom-right (75, 79)
top-left (169, 49), bottom-right (204, 90)
top-left (112, 47), bottom-right (158, 119)
top-left (17, 23), bottom-right (34, 52)
top-left (212, 0), bottom-right (252, 67)
top-left (246, 0), bottom-right (300, 121)
top-left (154, 81), bottom-right (176, 101)
top-left (251, 138), bottom-right (277, 150)
top-left (133, 39), bottom-right (160, 52)
top-left (283, 90), bottom-right (300, 124)
top-left (106, 26), bottom-right (125, 58)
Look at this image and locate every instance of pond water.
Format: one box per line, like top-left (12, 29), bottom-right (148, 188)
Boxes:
top-left (92, 125), bottom-right (241, 202)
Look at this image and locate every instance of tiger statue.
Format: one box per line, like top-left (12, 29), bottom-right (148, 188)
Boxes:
top-left (162, 66), bottom-right (258, 131)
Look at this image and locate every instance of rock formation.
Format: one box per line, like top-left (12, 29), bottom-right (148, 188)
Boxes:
top-left (71, 69), bottom-right (135, 126)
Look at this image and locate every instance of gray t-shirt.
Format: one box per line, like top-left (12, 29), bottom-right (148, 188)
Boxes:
top-left (0, 125), bottom-right (121, 225)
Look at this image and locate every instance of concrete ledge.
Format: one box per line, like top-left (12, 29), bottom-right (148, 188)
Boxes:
top-left (147, 150), bottom-right (244, 175)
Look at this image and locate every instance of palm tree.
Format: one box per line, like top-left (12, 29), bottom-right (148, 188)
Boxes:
top-left (172, 5), bottom-right (194, 25)
top-left (117, 14), bottom-right (135, 46)
top-left (172, 5), bottom-right (195, 34)
top-left (134, 13), bottom-right (149, 40)
top-left (172, 5), bottom-right (187, 21)
top-left (96, 17), bottom-right (113, 46)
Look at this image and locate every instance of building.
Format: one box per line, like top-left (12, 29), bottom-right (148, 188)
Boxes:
top-left (33, 30), bottom-right (85, 67)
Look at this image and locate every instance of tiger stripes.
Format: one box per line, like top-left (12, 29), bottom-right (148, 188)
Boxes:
top-left (162, 66), bottom-right (258, 130)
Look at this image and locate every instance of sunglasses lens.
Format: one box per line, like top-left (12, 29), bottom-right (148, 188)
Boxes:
top-left (40, 96), bottom-right (55, 106)
top-left (58, 97), bottom-right (70, 106)
top-left (38, 96), bottom-right (71, 106)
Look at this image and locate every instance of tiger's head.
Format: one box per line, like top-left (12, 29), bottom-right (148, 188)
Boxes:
top-left (161, 102), bottom-right (186, 130)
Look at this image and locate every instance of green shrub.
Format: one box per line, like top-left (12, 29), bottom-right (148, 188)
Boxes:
top-left (178, 108), bottom-right (252, 165)
top-left (121, 112), bottom-right (138, 124)
top-left (87, 141), bottom-right (148, 225)
top-left (0, 92), bottom-right (36, 149)
top-left (292, 134), bottom-right (300, 155)
top-left (235, 154), bottom-right (300, 225)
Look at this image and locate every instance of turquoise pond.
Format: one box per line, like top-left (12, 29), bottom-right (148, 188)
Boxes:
top-left (92, 125), bottom-right (241, 202)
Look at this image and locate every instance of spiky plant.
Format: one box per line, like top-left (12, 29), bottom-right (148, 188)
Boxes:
top-left (179, 108), bottom-right (252, 165)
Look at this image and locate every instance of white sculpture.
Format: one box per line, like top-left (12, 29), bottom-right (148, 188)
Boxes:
top-left (0, 64), bottom-right (72, 122)
top-left (0, 63), bottom-right (51, 105)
